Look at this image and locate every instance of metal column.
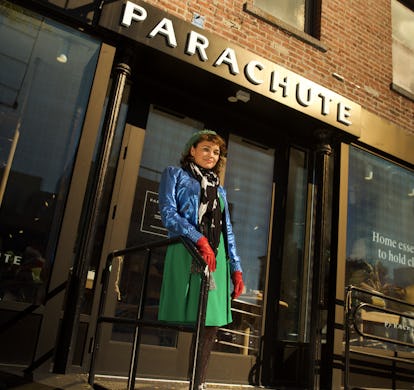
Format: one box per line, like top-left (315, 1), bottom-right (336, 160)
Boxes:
top-left (308, 129), bottom-right (333, 389)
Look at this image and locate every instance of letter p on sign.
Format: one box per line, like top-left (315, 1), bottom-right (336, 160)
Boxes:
top-left (121, 1), bottom-right (148, 27)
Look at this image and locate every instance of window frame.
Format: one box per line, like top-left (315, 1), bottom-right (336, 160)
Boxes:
top-left (243, 0), bottom-right (326, 52)
top-left (391, 0), bottom-right (414, 101)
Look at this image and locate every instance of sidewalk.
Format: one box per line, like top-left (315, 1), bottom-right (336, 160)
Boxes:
top-left (0, 370), bottom-right (270, 390)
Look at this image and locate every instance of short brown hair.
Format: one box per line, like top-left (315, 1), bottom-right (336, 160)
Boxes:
top-left (181, 132), bottom-right (227, 175)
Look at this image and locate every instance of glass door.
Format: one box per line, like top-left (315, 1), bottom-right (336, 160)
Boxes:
top-left (94, 107), bottom-right (275, 385)
top-left (93, 107), bottom-right (205, 377)
top-left (261, 146), bottom-right (318, 388)
top-left (209, 135), bottom-right (275, 383)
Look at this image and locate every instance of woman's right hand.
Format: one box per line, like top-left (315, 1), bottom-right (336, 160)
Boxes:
top-left (196, 236), bottom-right (216, 272)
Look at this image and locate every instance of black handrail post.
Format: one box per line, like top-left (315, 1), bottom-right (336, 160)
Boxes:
top-left (87, 237), bottom-right (209, 389)
top-left (88, 252), bottom-right (115, 386)
top-left (344, 286), bottom-right (351, 390)
top-left (189, 270), bottom-right (210, 390)
top-left (392, 350), bottom-right (397, 390)
top-left (127, 248), bottom-right (152, 390)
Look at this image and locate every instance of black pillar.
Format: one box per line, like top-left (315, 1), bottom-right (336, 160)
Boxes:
top-left (308, 129), bottom-right (334, 389)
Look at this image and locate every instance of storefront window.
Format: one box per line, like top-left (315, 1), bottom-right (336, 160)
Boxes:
top-left (392, 0), bottom-right (414, 98)
top-left (0, 1), bottom-right (100, 304)
top-left (346, 146), bottom-right (414, 350)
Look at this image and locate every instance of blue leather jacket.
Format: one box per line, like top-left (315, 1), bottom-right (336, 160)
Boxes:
top-left (158, 166), bottom-right (242, 273)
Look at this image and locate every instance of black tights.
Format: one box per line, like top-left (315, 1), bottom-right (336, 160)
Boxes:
top-left (191, 326), bottom-right (218, 385)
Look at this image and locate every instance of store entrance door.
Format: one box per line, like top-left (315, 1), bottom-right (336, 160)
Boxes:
top-left (93, 106), bottom-right (276, 384)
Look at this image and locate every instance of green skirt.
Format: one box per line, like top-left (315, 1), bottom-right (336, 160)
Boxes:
top-left (158, 233), bottom-right (232, 326)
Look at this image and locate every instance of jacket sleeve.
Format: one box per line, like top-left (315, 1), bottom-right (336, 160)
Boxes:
top-left (221, 187), bottom-right (243, 274)
top-left (158, 167), bottom-right (203, 244)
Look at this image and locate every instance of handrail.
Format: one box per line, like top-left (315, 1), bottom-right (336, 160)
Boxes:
top-left (352, 302), bottom-right (414, 349)
top-left (344, 285), bottom-right (414, 390)
top-left (88, 236), bottom-right (210, 390)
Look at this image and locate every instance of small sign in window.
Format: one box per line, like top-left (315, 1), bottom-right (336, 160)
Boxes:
top-left (140, 190), bottom-right (168, 237)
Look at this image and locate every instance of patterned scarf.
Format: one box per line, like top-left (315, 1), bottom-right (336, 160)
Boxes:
top-left (188, 162), bottom-right (222, 255)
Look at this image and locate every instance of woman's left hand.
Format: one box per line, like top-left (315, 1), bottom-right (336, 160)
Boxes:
top-left (231, 271), bottom-right (244, 299)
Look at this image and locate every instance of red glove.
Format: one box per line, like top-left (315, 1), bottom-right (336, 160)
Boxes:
top-left (196, 236), bottom-right (216, 272)
top-left (231, 271), bottom-right (244, 299)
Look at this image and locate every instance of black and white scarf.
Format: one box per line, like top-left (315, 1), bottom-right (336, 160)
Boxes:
top-left (188, 162), bottom-right (222, 255)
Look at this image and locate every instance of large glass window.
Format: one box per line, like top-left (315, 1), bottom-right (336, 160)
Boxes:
top-left (0, 1), bottom-right (100, 304)
top-left (392, 0), bottom-right (414, 97)
top-left (346, 146), bottom-right (414, 350)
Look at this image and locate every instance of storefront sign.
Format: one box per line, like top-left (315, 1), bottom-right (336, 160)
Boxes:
top-left (99, 0), bottom-right (361, 136)
top-left (140, 190), bottom-right (168, 237)
top-left (372, 230), bottom-right (414, 267)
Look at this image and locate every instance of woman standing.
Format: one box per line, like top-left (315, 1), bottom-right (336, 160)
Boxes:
top-left (158, 130), bottom-right (244, 389)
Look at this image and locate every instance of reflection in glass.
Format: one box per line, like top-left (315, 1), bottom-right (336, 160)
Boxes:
top-left (277, 148), bottom-right (310, 342)
top-left (392, 0), bottom-right (414, 95)
top-left (218, 136), bottom-right (274, 355)
top-left (255, 0), bottom-right (305, 30)
top-left (0, 1), bottom-right (100, 304)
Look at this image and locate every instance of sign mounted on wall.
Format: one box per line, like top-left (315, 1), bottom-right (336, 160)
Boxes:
top-left (99, 0), bottom-right (361, 137)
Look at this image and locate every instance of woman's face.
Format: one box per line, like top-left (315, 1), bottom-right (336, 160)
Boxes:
top-left (191, 140), bottom-right (220, 170)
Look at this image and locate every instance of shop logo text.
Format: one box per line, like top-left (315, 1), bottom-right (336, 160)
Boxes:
top-left (100, 0), bottom-right (361, 135)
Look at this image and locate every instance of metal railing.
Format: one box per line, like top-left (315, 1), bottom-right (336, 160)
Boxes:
top-left (88, 237), bottom-right (210, 390)
top-left (344, 285), bottom-right (414, 390)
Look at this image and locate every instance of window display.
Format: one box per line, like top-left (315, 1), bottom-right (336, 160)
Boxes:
top-left (346, 146), bottom-right (414, 351)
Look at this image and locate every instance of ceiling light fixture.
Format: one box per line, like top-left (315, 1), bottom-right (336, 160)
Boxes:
top-left (227, 89), bottom-right (250, 103)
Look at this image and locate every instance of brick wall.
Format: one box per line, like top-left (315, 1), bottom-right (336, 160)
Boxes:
top-left (145, 0), bottom-right (414, 134)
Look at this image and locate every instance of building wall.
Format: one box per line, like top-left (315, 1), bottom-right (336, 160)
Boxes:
top-left (142, 0), bottom-right (413, 135)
